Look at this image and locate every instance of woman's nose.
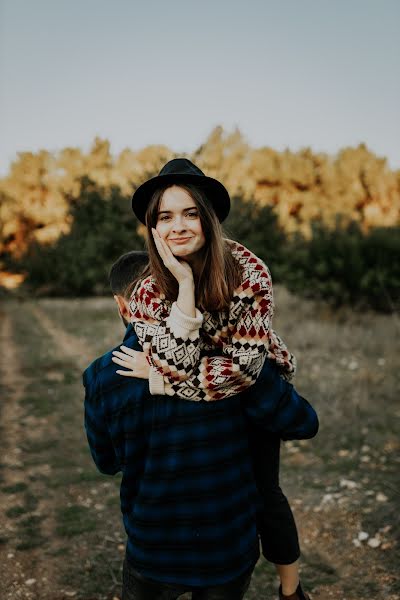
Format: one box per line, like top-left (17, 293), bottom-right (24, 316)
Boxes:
top-left (171, 216), bottom-right (186, 230)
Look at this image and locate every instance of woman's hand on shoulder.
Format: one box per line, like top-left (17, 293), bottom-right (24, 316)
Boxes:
top-left (152, 228), bottom-right (193, 285)
top-left (112, 346), bottom-right (150, 379)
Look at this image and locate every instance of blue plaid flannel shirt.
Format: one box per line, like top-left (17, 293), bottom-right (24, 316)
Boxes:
top-left (83, 324), bottom-right (318, 586)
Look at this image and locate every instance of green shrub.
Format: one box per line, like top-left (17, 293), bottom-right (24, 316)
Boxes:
top-left (224, 197), bottom-right (286, 278)
top-left (15, 186), bottom-right (400, 311)
top-left (21, 179), bottom-right (143, 296)
top-left (281, 221), bottom-right (400, 312)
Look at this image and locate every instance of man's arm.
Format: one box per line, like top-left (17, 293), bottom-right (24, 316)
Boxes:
top-left (83, 366), bottom-right (120, 475)
top-left (241, 359), bottom-right (319, 440)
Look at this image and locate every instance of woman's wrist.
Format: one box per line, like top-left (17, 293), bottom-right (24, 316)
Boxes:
top-left (178, 277), bottom-right (194, 288)
top-left (177, 278), bottom-right (196, 317)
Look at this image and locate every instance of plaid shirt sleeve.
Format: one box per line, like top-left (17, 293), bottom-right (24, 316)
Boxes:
top-left (241, 359), bottom-right (319, 440)
top-left (83, 366), bottom-right (120, 475)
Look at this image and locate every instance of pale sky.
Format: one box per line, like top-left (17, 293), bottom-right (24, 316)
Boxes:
top-left (0, 0), bottom-right (399, 176)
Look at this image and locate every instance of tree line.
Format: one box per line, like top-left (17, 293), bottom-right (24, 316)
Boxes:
top-left (1, 126), bottom-right (399, 260)
top-left (1, 127), bottom-right (399, 311)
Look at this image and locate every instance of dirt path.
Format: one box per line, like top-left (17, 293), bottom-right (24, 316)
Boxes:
top-left (0, 297), bottom-right (399, 600)
top-left (1, 302), bottom-right (118, 600)
top-left (0, 307), bottom-right (58, 599)
top-left (29, 304), bottom-right (93, 372)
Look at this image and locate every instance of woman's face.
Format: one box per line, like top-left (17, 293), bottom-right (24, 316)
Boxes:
top-left (155, 185), bottom-right (206, 259)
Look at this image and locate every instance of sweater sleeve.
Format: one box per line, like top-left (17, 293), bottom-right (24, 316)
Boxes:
top-left (161, 267), bottom-right (275, 401)
top-left (129, 277), bottom-right (204, 394)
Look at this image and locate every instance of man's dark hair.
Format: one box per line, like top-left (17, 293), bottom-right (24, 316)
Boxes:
top-left (109, 251), bottom-right (149, 298)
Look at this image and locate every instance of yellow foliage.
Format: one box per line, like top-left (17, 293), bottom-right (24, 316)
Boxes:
top-left (0, 130), bottom-right (399, 257)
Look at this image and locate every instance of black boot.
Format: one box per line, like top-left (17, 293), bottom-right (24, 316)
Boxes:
top-left (279, 582), bottom-right (311, 600)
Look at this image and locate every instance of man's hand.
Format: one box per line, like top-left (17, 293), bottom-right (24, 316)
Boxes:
top-left (112, 346), bottom-right (150, 379)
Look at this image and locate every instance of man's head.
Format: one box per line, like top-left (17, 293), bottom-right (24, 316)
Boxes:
top-left (109, 251), bottom-right (149, 326)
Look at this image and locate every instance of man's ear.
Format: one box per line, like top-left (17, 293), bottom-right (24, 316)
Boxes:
top-left (113, 294), bottom-right (130, 320)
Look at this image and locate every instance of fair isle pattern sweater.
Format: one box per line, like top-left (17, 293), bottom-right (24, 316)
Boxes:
top-left (128, 240), bottom-right (296, 401)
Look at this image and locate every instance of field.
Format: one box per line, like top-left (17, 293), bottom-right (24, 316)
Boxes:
top-left (0, 288), bottom-right (399, 600)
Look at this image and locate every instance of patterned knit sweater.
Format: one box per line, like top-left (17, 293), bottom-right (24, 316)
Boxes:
top-left (128, 239), bottom-right (296, 401)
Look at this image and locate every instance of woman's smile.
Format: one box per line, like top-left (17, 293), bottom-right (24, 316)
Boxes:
top-left (169, 237), bottom-right (193, 244)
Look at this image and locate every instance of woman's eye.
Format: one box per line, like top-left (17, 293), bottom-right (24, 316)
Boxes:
top-left (187, 212), bottom-right (198, 218)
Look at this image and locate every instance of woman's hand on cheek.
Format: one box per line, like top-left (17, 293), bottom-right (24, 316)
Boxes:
top-left (152, 228), bottom-right (193, 284)
top-left (112, 346), bottom-right (150, 379)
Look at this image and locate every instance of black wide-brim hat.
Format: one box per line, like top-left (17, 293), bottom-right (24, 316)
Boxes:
top-left (131, 158), bottom-right (231, 224)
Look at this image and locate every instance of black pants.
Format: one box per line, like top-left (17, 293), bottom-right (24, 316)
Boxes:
top-left (248, 429), bottom-right (300, 565)
top-left (122, 559), bottom-right (253, 600)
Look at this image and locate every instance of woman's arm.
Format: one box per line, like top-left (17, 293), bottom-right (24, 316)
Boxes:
top-left (160, 278), bottom-right (274, 401)
top-left (127, 277), bottom-right (203, 393)
top-left (113, 237), bottom-right (296, 398)
top-left (116, 268), bottom-right (285, 402)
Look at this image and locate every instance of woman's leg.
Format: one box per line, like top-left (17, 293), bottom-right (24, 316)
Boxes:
top-left (275, 560), bottom-right (300, 596)
top-left (247, 428), bottom-right (306, 597)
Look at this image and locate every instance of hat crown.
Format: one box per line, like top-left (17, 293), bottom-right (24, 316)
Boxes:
top-left (131, 158), bottom-right (230, 224)
top-left (159, 158), bottom-right (205, 178)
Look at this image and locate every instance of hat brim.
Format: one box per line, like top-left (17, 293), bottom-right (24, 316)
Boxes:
top-left (131, 174), bottom-right (230, 224)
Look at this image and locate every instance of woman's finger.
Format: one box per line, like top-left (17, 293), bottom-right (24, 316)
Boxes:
top-left (152, 228), bottom-right (175, 264)
top-left (152, 228), bottom-right (187, 270)
top-left (115, 370), bottom-right (137, 377)
top-left (112, 356), bottom-right (134, 369)
top-left (112, 350), bottom-right (135, 363)
top-left (119, 346), bottom-right (138, 357)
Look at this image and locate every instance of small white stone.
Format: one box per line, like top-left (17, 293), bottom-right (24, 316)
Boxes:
top-left (338, 449), bottom-right (350, 457)
top-left (361, 445), bottom-right (370, 452)
top-left (94, 503), bottom-right (105, 511)
top-left (376, 492), bottom-right (388, 502)
top-left (25, 579), bottom-right (36, 586)
top-left (360, 455), bottom-right (371, 462)
top-left (358, 531), bottom-right (369, 541)
top-left (340, 478), bottom-right (357, 489)
top-left (352, 539), bottom-right (361, 547)
top-left (377, 358), bottom-right (385, 366)
top-left (322, 493), bottom-right (333, 503)
top-left (367, 537), bottom-right (381, 548)
top-left (7, 553), bottom-right (14, 559)
top-left (348, 360), bottom-right (359, 370)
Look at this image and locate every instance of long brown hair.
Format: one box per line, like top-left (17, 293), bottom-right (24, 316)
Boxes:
top-left (136, 183), bottom-right (243, 312)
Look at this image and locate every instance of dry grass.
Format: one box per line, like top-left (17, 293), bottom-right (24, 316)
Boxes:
top-left (0, 288), bottom-right (399, 599)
